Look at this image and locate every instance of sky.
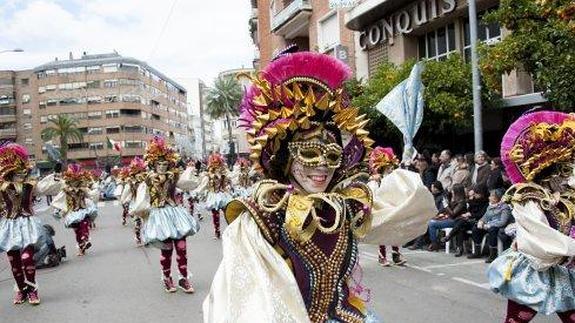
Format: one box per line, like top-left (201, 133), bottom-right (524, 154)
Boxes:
top-left (0, 0), bottom-right (257, 94)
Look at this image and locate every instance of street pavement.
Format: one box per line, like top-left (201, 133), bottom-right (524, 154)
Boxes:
top-left (0, 201), bottom-right (556, 323)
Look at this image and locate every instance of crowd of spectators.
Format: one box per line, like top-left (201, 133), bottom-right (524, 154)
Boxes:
top-left (407, 150), bottom-right (515, 263)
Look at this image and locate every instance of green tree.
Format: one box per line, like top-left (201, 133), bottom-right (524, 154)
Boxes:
top-left (349, 54), bottom-right (500, 150)
top-left (41, 115), bottom-right (83, 166)
top-left (205, 75), bottom-right (243, 163)
top-left (480, 0), bottom-right (575, 110)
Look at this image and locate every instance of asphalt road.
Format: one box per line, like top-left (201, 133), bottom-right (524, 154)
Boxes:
top-left (0, 201), bottom-right (557, 323)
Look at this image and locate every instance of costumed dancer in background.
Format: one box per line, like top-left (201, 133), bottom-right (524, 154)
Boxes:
top-left (115, 166), bottom-right (131, 226)
top-left (203, 51), bottom-right (437, 323)
top-left (231, 157), bottom-right (253, 198)
top-left (0, 144), bottom-right (61, 305)
top-left (195, 152), bottom-right (233, 239)
top-left (185, 160), bottom-right (203, 221)
top-left (52, 164), bottom-right (99, 257)
top-left (129, 136), bottom-right (200, 293)
top-left (119, 157), bottom-right (147, 246)
top-left (488, 111), bottom-right (575, 323)
top-left (367, 147), bottom-right (406, 267)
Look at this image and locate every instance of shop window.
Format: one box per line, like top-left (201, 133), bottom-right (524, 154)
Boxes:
top-left (418, 23), bottom-right (456, 61)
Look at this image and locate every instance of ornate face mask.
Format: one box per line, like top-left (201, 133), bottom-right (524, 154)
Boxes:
top-left (288, 127), bottom-right (340, 194)
top-left (156, 160), bottom-right (169, 174)
top-left (12, 170), bottom-right (28, 183)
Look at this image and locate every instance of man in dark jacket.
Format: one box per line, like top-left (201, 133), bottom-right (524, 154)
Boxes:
top-left (472, 151), bottom-right (490, 187)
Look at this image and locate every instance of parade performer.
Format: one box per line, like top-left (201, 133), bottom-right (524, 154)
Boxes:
top-left (0, 144), bottom-right (61, 305)
top-left (185, 160), bottom-right (203, 221)
top-left (203, 51), bottom-right (436, 322)
top-left (488, 111), bottom-right (575, 323)
top-left (130, 136), bottom-right (200, 293)
top-left (115, 166), bottom-right (131, 226)
top-left (231, 157), bottom-right (253, 198)
top-left (367, 147), bottom-right (406, 267)
top-left (195, 152), bottom-right (233, 239)
top-left (52, 164), bottom-right (99, 257)
top-left (119, 157), bottom-right (147, 246)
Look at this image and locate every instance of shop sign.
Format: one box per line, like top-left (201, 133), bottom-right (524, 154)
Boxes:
top-left (359, 0), bottom-right (456, 50)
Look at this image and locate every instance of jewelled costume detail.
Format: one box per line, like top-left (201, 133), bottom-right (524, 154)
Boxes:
top-left (487, 111), bottom-right (575, 317)
top-left (0, 143), bottom-right (60, 304)
top-left (203, 52), bottom-right (437, 323)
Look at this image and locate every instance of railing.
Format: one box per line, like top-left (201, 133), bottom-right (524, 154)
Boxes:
top-left (0, 128), bottom-right (17, 137)
top-left (271, 0), bottom-right (312, 31)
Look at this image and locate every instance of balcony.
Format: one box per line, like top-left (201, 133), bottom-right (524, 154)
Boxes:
top-left (0, 114), bottom-right (16, 123)
top-left (0, 128), bottom-right (17, 139)
top-left (271, 0), bottom-right (312, 38)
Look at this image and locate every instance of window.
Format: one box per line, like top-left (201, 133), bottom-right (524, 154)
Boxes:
top-left (104, 95), bottom-right (118, 103)
top-left (21, 79), bottom-right (29, 86)
top-left (418, 23), bottom-right (456, 61)
top-left (39, 101), bottom-right (47, 109)
top-left (106, 110), bottom-right (120, 118)
top-left (89, 143), bottom-right (104, 150)
top-left (86, 65), bottom-right (100, 73)
top-left (88, 111), bottom-right (102, 119)
top-left (87, 80), bottom-right (100, 89)
top-left (60, 98), bottom-right (79, 106)
top-left (318, 12), bottom-right (340, 51)
top-left (123, 125), bottom-right (144, 133)
top-left (47, 99), bottom-right (58, 106)
top-left (87, 127), bottom-right (102, 135)
top-left (45, 84), bottom-right (56, 91)
top-left (21, 94), bottom-right (30, 104)
top-left (25, 138), bottom-right (33, 144)
top-left (22, 109), bottom-right (31, 116)
top-left (106, 127), bottom-right (120, 134)
top-left (38, 86), bottom-right (46, 94)
top-left (23, 122), bottom-right (32, 129)
top-left (102, 64), bottom-right (118, 73)
top-left (40, 116), bottom-right (48, 124)
top-left (124, 140), bottom-right (143, 149)
top-left (87, 96), bottom-right (102, 104)
top-left (122, 95), bottom-right (141, 103)
top-left (69, 143), bottom-right (89, 150)
top-left (103, 79), bottom-right (118, 88)
top-left (464, 13), bottom-right (502, 61)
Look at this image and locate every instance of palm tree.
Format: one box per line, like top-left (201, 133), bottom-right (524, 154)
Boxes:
top-left (205, 75), bottom-right (243, 163)
top-left (41, 115), bottom-right (83, 166)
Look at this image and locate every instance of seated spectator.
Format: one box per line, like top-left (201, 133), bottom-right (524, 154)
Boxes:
top-left (452, 155), bottom-right (471, 189)
top-left (498, 219), bottom-right (516, 251)
top-left (416, 155), bottom-right (436, 189)
top-left (408, 181), bottom-right (447, 250)
top-left (486, 157), bottom-right (505, 191)
top-left (468, 188), bottom-right (511, 263)
top-left (441, 184), bottom-right (489, 257)
top-left (34, 224), bottom-right (66, 269)
top-left (427, 183), bottom-right (467, 251)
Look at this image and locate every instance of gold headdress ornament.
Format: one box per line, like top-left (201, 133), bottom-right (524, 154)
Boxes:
top-left (0, 143), bottom-right (31, 180)
top-left (144, 136), bottom-right (179, 167)
top-left (239, 52), bottom-right (374, 171)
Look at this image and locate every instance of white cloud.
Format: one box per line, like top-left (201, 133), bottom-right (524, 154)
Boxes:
top-left (0, 0), bottom-right (257, 93)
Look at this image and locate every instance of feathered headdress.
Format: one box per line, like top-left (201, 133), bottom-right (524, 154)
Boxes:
top-left (369, 146), bottom-right (399, 174)
top-left (63, 163), bottom-right (92, 183)
top-left (239, 52), bottom-right (373, 175)
top-left (128, 156), bottom-right (147, 176)
top-left (208, 152), bottom-right (226, 171)
top-left (501, 111), bottom-right (575, 184)
top-left (236, 157), bottom-right (251, 168)
top-left (0, 143), bottom-right (31, 180)
top-left (144, 136), bottom-right (179, 167)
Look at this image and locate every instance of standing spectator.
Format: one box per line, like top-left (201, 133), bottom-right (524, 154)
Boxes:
top-left (471, 151), bottom-right (490, 187)
top-left (452, 155), bottom-right (472, 189)
top-left (486, 157), bottom-right (506, 191)
top-left (408, 181), bottom-right (448, 250)
top-left (416, 155), bottom-right (436, 189)
top-left (430, 152), bottom-right (441, 176)
top-left (427, 183), bottom-right (467, 251)
top-left (441, 184), bottom-right (489, 257)
top-left (437, 150), bottom-right (457, 191)
top-left (468, 189), bottom-right (511, 263)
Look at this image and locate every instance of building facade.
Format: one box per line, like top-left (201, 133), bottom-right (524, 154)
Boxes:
top-left (187, 78), bottom-right (216, 159)
top-left (1, 52), bottom-right (188, 168)
top-left (250, 0), bottom-right (357, 72)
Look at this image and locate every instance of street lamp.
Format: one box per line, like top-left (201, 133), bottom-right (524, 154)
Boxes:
top-left (468, 0), bottom-right (483, 153)
top-left (0, 48), bottom-right (24, 54)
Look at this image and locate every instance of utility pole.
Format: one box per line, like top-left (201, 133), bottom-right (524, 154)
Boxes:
top-left (468, 0), bottom-right (483, 152)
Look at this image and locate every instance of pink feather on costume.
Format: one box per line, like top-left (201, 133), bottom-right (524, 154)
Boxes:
top-left (500, 111), bottom-right (573, 184)
top-left (0, 143), bottom-right (29, 161)
top-left (67, 163), bottom-right (82, 174)
top-left (239, 52), bottom-right (352, 130)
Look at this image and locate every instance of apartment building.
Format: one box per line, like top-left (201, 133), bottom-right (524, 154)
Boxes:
top-left (0, 52), bottom-right (188, 168)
